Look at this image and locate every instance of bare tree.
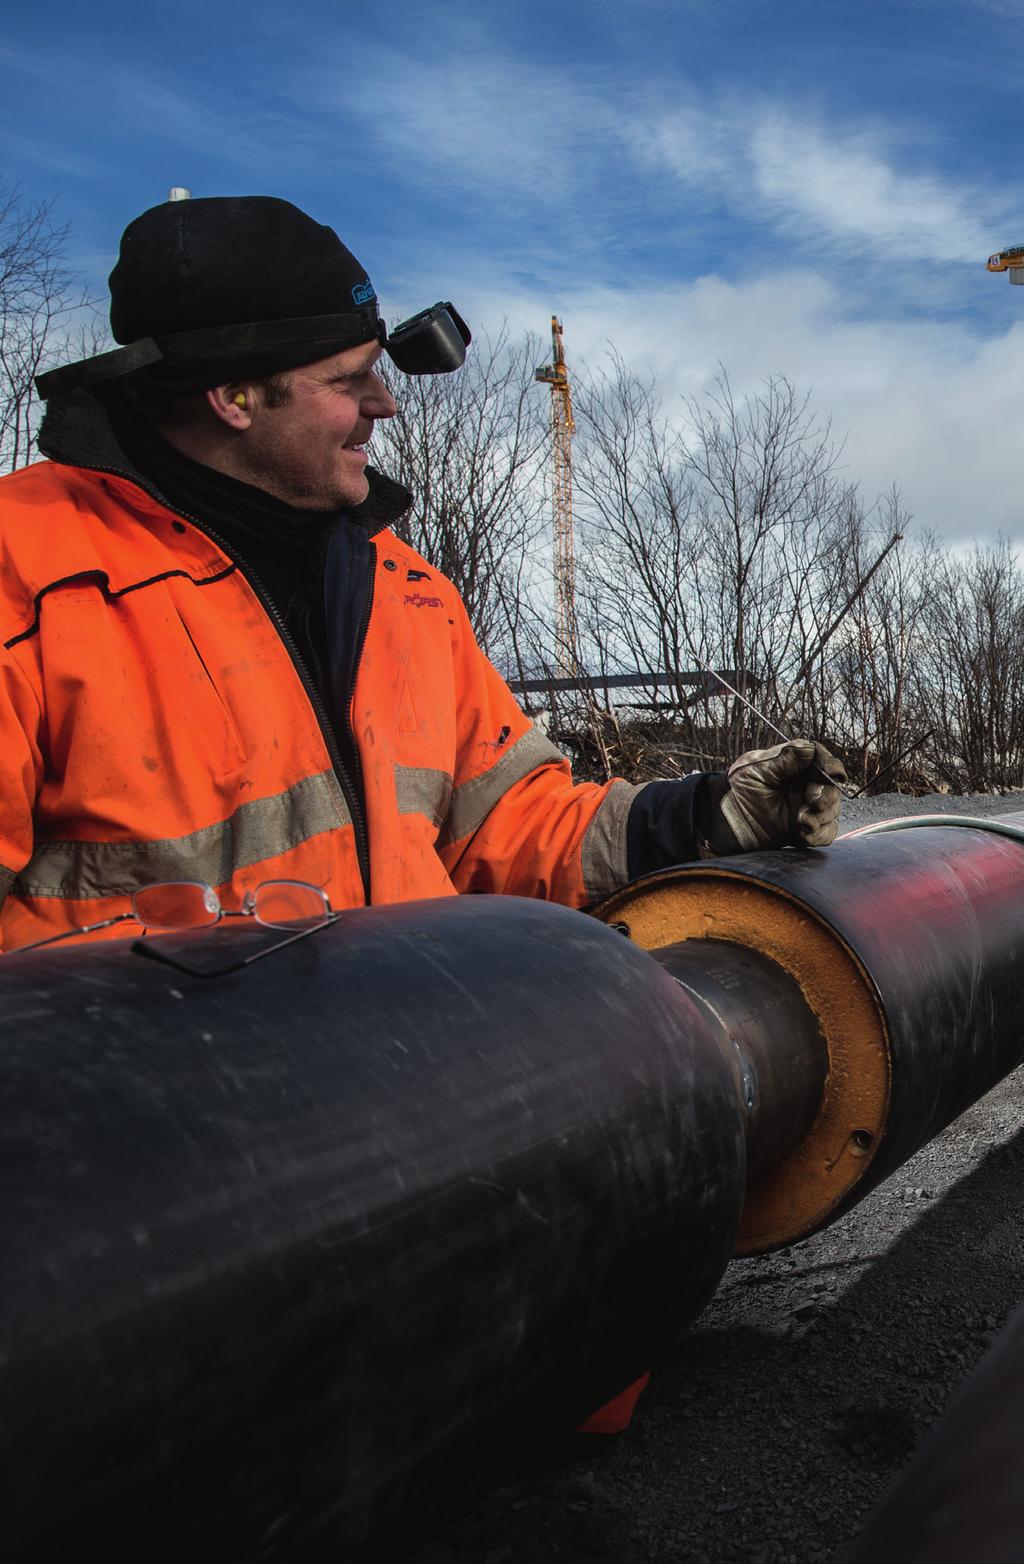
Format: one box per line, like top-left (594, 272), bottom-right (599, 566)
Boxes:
top-left (918, 539), bottom-right (1024, 791)
top-left (679, 371), bottom-right (852, 754)
top-left (824, 494), bottom-right (932, 788)
top-left (572, 364), bottom-right (856, 767)
top-left (0, 185), bottom-right (100, 472)
top-left (365, 323), bottom-right (1024, 796)
top-left (372, 325), bottom-right (549, 661)
top-left (571, 354), bottom-right (725, 766)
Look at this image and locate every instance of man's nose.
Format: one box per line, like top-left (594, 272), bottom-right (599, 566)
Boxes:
top-left (365, 373), bottom-right (398, 419)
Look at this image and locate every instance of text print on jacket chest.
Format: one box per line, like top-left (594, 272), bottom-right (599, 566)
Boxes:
top-left (362, 555), bottom-right (457, 772)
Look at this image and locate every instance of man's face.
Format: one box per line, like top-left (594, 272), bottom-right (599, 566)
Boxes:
top-left (240, 340), bottom-right (398, 510)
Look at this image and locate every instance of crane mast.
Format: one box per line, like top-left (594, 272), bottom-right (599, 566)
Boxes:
top-left (535, 317), bottom-right (577, 677)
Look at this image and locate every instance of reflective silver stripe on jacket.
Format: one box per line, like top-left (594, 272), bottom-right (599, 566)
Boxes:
top-left (580, 779), bottom-right (645, 902)
top-left (395, 765), bottom-right (454, 829)
top-left (438, 725), bottom-right (565, 848)
top-left (14, 770), bottom-right (350, 901)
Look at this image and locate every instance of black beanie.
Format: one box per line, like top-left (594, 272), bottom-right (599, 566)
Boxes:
top-left (108, 196), bottom-right (380, 389)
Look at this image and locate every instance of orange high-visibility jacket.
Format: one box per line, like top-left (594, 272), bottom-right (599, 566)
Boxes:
top-left (0, 451), bottom-right (642, 953)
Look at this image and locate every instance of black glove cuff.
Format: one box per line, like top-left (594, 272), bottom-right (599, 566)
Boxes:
top-left (626, 774), bottom-right (719, 879)
top-left (697, 772), bottom-right (742, 856)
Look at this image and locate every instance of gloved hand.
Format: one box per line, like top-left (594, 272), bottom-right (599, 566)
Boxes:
top-left (718, 738), bottom-right (847, 851)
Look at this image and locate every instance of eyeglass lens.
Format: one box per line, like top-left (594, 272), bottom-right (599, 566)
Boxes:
top-left (131, 882), bottom-right (221, 930)
top-left (251, 881), bottom-right (331, 930)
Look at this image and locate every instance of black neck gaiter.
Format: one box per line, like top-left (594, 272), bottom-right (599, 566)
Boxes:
top-left (110, 406), bottom-right (341, 616)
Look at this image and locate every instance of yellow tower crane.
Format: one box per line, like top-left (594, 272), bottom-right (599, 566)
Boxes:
top-left (987, 245), bottom-right (1024, 283)
top-left (535, 317), bottom-right (578, 678)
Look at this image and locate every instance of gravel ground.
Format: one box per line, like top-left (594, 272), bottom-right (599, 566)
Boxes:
top-left (414, 795), bottom-right (1024, 1564)
top-left (836, 787), bottom-right (1024, 831)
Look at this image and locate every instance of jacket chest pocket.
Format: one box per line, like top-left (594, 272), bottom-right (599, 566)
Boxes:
top-left (134, 583), bottom-right (248, 783)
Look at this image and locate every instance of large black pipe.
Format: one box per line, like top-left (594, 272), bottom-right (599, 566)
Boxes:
top-left (5, 820), bottom-right (1024, 1557)
top-left (0, 894), bottom-right (743, 1561)
top-left (826, 820), bottom-right (1024, 1183)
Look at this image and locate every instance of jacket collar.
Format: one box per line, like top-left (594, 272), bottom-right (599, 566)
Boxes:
top-left (36, 389), bottom-right (414, 536)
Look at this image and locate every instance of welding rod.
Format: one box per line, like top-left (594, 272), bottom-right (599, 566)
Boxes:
top-left (695, 660), bottom-right (857, 801)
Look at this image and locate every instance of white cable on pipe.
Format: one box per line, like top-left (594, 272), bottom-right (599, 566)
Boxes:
top-left (841, 811), bottom-right (1024, 845)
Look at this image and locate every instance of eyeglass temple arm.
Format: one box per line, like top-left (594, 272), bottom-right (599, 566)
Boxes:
top-left (130, 916), bottom-right (336, 979)
top-left (11, 909), bottom-right (136, 956)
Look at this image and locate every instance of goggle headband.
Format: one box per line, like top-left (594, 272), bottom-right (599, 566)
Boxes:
top-left (34, 302), bottom-right (471, 400)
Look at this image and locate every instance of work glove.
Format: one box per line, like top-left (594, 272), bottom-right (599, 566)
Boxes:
top-left (718, 738), bottom-right (847, 851)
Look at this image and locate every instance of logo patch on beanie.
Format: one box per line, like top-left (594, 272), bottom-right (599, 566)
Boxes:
top-left (352, 278), bottom-right (376, 305)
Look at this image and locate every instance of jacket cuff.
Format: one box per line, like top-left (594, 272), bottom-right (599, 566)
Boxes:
top-left (626, 774), bottom-right (721, 879)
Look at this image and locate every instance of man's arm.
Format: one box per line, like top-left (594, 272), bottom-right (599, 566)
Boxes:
top-left (435, 598), bottom-right (649, 905)
top-left (0, 645), bottom-right (44, 947)
top-left (436, 601), bottom-right (845, 907)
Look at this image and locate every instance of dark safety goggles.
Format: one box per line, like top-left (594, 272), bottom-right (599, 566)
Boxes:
top-left (34, 300), bottom-right (472, 400)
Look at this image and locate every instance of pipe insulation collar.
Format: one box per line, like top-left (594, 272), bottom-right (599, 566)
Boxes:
top-left (594, 868), bottom-right (890, 1254)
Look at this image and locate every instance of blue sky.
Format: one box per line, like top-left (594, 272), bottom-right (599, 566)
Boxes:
top-left (4, 0), bottom-right (1024, 539)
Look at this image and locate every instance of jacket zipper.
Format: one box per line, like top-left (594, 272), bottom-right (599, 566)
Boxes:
top-left (76, 463), bottom-right (375, 905)
top-left (343, 539), bottom-right (376, 898)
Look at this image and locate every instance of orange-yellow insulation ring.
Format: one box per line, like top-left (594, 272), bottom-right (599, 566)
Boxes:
top-left (595, 868), bottom-right (892, 1254)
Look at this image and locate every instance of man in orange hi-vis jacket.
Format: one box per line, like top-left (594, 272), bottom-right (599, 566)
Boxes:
top-left (0, 196), bottom-right (847, 1436)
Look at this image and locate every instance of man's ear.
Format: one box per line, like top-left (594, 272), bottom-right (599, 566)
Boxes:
top-left (207, 383), bottom-right (254, 429)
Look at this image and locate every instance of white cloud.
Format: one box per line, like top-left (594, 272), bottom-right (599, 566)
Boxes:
top-left (0, 130), bottom-right (97, 181)
top-left (633, 95), bottom-right (1006, 269)
top-left (11, 27), bottom-right (1015, 547)
top-left (960, 0), bottom-right (1024, 14)
top-left (296, 27), bottom-right (1010, 276)
top-left (307, 30), bottom-right (1009, 279)
top-left (300, 46), bottom-right (619, 206)
top-left (446, 266), bottom-right (1024, 546)
top-left (749, 113), bottom-right (995, 264)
